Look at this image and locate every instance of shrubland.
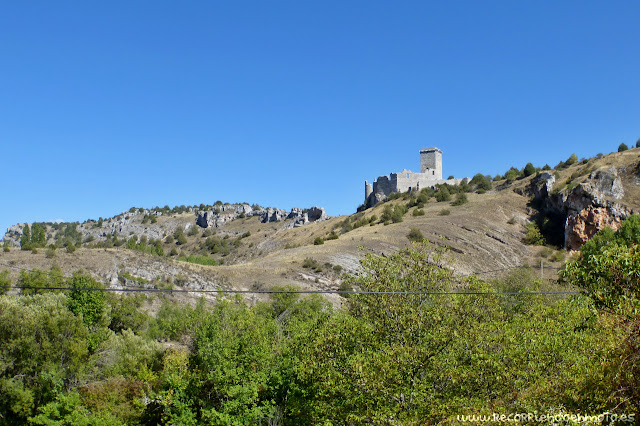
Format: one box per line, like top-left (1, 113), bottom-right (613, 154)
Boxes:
top-left (0, 226), bottom-right (637, 423)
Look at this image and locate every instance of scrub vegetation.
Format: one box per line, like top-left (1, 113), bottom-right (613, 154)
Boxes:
top-left (1, 223), bottom-right (638, 423)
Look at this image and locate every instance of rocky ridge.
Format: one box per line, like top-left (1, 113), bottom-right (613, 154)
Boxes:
top-left (3, 204), bottom-right (330, 249)
top-left (529, 166), bottom-right (636, 250)
top-left (195, 205), bottom-right (329, 229)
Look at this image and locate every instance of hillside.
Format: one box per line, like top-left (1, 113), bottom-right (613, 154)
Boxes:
top-left (3, 147), bottom-right (640, 302)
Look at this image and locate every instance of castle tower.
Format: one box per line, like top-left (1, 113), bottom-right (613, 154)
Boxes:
top-left (420, 147), bottom-right (442, 179)
top-left (365, 180), bottom-right (373, 200)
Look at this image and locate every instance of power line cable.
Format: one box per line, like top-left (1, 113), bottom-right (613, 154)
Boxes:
top-left (9, 286), bottom-right (582, 296)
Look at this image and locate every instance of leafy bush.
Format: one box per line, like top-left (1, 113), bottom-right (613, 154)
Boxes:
top-left (176, 234), bottom-right (188, 246)
top-left (407, 228), bottom-right (424, 242)
top-left (504, 167), bottom-right (521, 182)
top-left (451, 192), bottom-right (468, 206)
top-left (313, 237), bottom-right (325, 245)
top-left (555, 153), bottom-right (578, 170)
top-left (302, 258), bottom-right (319, 269)
top-left (561, 215), bottom-right (640, 410)
top-left (412, 209), bottom-right (425, 216)
top-left (524, 222), bottom-right (545, 245)
top-left (439, 209), bottom-right (450, 216)
top-left (470, 173), bottom-right (492, 191)
top-left (435, 187), bottom-right (451, 202)
top-left (618, 142), bottom-right (629, 152)
top-left (0, 270), bottom-right (10, 295)
top-left (45, 246), bottom-right (56, 258)
top-left (381, 204), bottom-right (408, 223)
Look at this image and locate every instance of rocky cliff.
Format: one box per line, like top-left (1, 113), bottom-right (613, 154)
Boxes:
top-left (529, 165), bottom-right (637, 250)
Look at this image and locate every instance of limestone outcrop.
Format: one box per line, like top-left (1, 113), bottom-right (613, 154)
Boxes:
top-left (196, 204), bottom-right (254, 228)
top-left (529, 166), bottom-right (635, 250)
top-left (195, 205), bottom-right (330, 229)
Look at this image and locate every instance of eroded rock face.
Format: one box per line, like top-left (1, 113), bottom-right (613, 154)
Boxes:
top-left (565, 206), bottom-right (629, 250)
top-left (262, 208), bottom-right (288, 223)
top-left (196, 204), bottom-right (257, 228)
top-left (529, 166), bottom-right (635, 250)
top-left (585, 167), bottom-right (624, 199)
top-left (530, 172), bottom-right (556, 200)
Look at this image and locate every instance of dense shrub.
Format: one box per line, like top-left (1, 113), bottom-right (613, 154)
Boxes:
top-left (435, 187), bottom-right (451, 202)
top-left (524, 222), bottom-right (545, 245)
top-left (407, 228), bottom-right (424, 242)
top-left (523, 162), bottom-right (536, 177)
top-left (451, 192), bottom-right (468, 206)
top-left (470, 173), bottom-right (492, 191)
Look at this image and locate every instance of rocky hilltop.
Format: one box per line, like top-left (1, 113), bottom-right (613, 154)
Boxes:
top-left (3, 148), bottom-right (640, 303)
top-left (524, 151), bottom-right (640, 250)
top-left (3, 204), bottom-right (329, 249)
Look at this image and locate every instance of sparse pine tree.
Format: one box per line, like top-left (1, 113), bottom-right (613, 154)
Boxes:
top-left (523, 163), bottom-right (536, 177)
top-left (20, 224), bottom-right (31, 250)
top-left (31, 223), bottom-right (46, 248)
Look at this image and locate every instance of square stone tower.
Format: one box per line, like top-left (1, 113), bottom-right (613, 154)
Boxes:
top-left (420, 147), bottom-right (442, 179)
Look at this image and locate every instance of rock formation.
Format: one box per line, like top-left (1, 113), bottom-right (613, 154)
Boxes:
top-left (529, 166), bottom-right (635, 250)
top-left (195, 205), bottom-right (329, 229)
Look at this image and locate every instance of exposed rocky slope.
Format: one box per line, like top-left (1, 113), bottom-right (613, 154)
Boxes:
top-left (4, 148), bottom-right (640, 303)
top-left (525, 150), bottom-right (640, 250)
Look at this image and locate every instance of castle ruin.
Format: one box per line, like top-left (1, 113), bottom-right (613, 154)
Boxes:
top-left (364, 147), bottom-right (461, 207)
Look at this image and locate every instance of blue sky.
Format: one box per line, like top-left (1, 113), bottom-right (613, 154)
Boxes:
top-left (2, 1), bottom-right (639, 233)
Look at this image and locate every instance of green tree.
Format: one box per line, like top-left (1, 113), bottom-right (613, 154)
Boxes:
top-left (31, 223), bottom-right (46, 248)
top-left (20, 224), bottom-right (31, 250)
top-left (618, 142), bottom-right (629, 152)
top-left (18, 269), bottom-right (67, 295)
top-left (435, 187), bottom-right (451, 202)
top-left (153, 239), bottom-right (165, 256)
top-left (470, 173), bottom-right (491, 191)
top-left (67, 273), bottom-right (107, 329)
top-left (504, 167), bottom-right (521, 182)
top-left (524, 222), bottom-right (545, 245)
top-left (0, 293), bottom-right (89, 423)
top-left (295, 243), bottom-right (488, 423)
top-left (565, 153), bottom-right (578, 166)
top-left (523, 162), bottom-right (536, 177)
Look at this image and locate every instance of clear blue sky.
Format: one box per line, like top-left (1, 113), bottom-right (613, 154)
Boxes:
top-left (2, 1), bottom-right (639, 233)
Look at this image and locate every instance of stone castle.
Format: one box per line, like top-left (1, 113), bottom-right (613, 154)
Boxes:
top-left (365, 147), bottom-right (461, 207)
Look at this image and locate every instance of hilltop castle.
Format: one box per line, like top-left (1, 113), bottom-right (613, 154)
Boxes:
top-left (364, 148), bottom-right (461, 207)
